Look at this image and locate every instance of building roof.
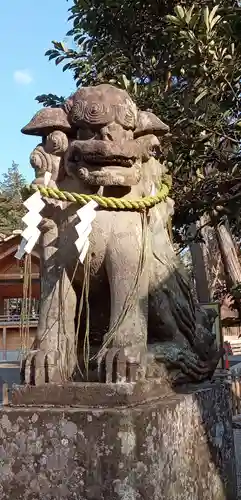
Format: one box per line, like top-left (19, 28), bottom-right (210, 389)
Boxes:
top-left (220, 295), bottom-right (240, 325)
top-left (0, 231), bottom-right (40, 261)
top-left (0, 230), bottom-right (22, 243)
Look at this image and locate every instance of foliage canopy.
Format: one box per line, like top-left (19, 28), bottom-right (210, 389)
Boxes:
top-left (0, 162), bottom-right (26, 235)
top-left (36, 0), bottom-right (241, 245)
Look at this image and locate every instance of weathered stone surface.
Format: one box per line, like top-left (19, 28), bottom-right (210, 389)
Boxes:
top-left (0, 382), bottom-right (236, 499)
top-left (233, 415), bottom-right (241, 499)
top-left (11, 379), bottom-right (171, 407)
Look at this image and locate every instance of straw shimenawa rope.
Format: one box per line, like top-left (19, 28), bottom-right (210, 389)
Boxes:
top-left (22, 175), bottom-right (172, 211)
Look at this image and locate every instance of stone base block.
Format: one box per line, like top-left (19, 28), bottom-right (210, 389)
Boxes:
top-left (11, 379), bottom-right (170, 407)
top-left (233, 416), bottom-right (241, 499)
top-left (0, 382), bottom-right (237, 500)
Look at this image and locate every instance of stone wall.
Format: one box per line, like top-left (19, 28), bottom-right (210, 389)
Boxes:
top-left (233, 416), bottom-right (241, 499)
top-left (0, 382), bottom-right (237, 500)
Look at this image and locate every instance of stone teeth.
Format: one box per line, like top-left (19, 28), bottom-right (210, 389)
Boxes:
top-left (75, 153), bottom-right (132, 167)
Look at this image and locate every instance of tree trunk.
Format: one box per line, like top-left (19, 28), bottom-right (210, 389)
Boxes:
top-left (215, 217), bottom-right (241, 288)
top-left (189, 221), bottom-right (210, 303)
top-left (189, 214), bottom-right (241, 303)
top-left (189, 215), bottom-right (225, 302)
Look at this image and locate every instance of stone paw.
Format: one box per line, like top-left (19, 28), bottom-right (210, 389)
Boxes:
top-left (97, 347), bottom-right (141, 383)
top-left (20, 349), bottom-right (63, 385)
top-left (151, 343), bottom-right (222, 384)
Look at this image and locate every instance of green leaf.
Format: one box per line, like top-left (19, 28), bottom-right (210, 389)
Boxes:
top-left (189, 12), bottom-right (199, 28)
top-left (63, 63), bottom-right (71, 72)
top-left (196, 168), bottom-right (205, 179)
top-left (174, 5), bottom-right (185, 19)
top-left (204, 6), bottom-right (210, 31)
top-left (166, 14), bottom-right (183, 27)
top-left (209, 5), bottom-right (220, 23)
top-left (52, 41), bottom-right (66, 52)
top-left (49, 53), bottom-right (59, 61)
top-left (185, 5), bottom-right (195, 24)
top-left (120, 74), bottom-right (130, 90)
top-left (66, 29), bottom-right (74, 37)
top-left (55, 56), bottom-right (65, 65)
top-left (193, 77), bottom-right (204, 89)
top-left (210, 15), bottom-right (221, 30)
top-left (194, 89), bottom-right (209, 104)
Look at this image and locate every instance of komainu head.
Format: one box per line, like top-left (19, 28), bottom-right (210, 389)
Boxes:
top-left (22, 84), bottom-right (170, 187)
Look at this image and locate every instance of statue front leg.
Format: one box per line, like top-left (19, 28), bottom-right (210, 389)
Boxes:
top-left (102, 213), bottom-right (149, 379)
top-left (22, 220), bottom-right (77, 385)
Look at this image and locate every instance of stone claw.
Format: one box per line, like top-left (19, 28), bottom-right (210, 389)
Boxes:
top-left (20, 351), bottom-right (38, 385)
top-left (97, 347), bottom-right (140, 383)
top-left (20, 349), bottom-right (63, 386)
top-left (154, 343), bottom-right (222, 384)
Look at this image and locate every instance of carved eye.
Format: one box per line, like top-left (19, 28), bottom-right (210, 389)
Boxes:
top-left (77, 128), bottom-right (96, 140)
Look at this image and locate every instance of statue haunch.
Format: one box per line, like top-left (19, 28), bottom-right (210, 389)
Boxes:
top-left (21, 84), bottom-right (222, 386)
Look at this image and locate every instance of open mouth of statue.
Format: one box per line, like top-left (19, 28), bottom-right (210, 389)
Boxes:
top-left (67, 139), bottom-right (138, 170)
top-left (76, 163), bottom-right (141, 186)
top-left (72, 153), bottom-right (134, 169)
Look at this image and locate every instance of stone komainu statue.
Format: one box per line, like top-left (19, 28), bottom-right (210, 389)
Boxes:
top-left (20, 84), bottom-right (221, 386)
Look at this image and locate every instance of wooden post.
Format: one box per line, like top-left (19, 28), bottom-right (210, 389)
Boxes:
top-left (232, 376), bottom-right (236, 415)
top-left (2, 327), bottom-right (6, 361)
top-left (215, 216), bottom-right (241, 318)
top-left (236, 376), bottom-right (241, 414)
top-left (2, 383), bottom-right (9, 406)
top-left (189, 222), bottom-right (210, 303)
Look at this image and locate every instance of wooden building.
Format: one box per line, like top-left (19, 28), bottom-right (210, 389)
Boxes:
top-left (0, 231), bottom-right (40, 362)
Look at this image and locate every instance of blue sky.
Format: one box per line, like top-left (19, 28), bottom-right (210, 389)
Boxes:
top-left (0, 0), bottom-right (76, 182)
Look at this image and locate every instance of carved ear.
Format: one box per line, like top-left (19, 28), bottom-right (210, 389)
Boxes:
top-left (21, 107), bottom-right (72, 137)
top-left (134, 111), bottom-right (169, 138)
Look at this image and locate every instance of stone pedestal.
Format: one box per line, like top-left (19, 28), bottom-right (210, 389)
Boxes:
top-left (0, 381), bottom-right (236, 500)
top-left (233, 415), bottom-right (241, 499)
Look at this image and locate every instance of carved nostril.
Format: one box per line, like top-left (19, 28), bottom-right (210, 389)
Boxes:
top-left (105, 133), bottom-right (113, 141)
top-left (100, 125), bottom-right (113, 142)
top-left (152, 145), bottom-right (162, 159)
top-left (100, 132), bottom-right (113, 142)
